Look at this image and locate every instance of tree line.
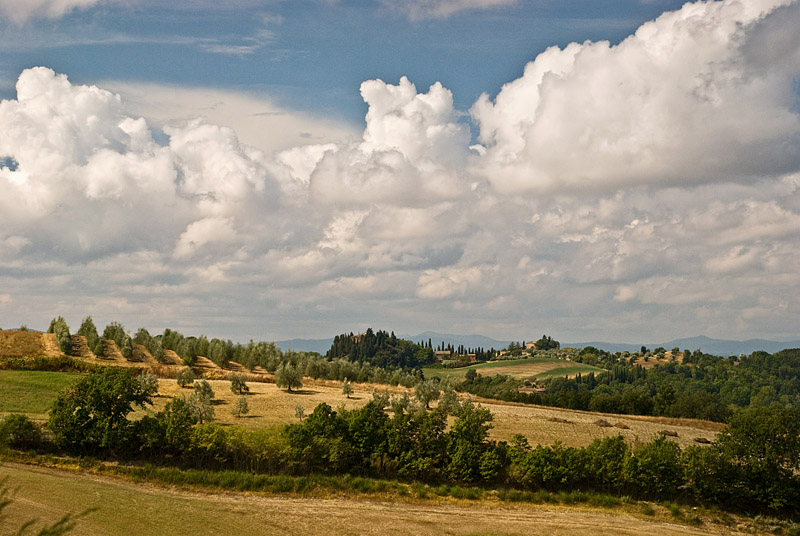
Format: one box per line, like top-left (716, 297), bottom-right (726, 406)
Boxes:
top-left (327, 328), bottom-right (434, 368)
top-left (42, 318), bottom-right (427, 388)
top-left (460, 347), bottom-right (800, 422)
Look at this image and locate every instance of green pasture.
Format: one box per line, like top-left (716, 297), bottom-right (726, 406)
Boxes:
top-left (0, 369), bottom-right (80, 419)
top-left (422, 358), bottom-right (604, 381)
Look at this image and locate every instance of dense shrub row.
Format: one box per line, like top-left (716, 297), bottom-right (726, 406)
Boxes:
top-left (0, 355), bottom-right (99, 373)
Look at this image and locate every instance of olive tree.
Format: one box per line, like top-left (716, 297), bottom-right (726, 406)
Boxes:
top-left (187, 380), bottom-right (215, 424)
top-left (229, 373), bottom-right (249, 395)
top-left (231, 396), bottom-right (249, 418)
top-left (176, 367), bottom-right (195, 388)
top-left (342, 377), bottom-right (353, 399)
top-left (275, 363), bottom-right (303, 393)
top-left (414, 379), bottom-right (440, 409)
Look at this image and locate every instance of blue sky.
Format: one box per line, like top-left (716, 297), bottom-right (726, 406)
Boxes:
top-left (0, 0), bottom-right (799, 344)
top-left (0, 0), bottom-right (688, 120)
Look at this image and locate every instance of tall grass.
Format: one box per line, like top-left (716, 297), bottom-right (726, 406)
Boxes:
top-left (113, 464), bottom-right (412, 497)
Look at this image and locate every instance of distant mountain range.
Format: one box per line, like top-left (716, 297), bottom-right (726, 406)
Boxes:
top-left (275, 332), bottom-right (800, 356)
top-left (563, 335), bottom-right (800, 356)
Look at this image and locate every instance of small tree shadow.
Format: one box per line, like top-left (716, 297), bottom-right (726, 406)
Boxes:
top-left (286, 389), bottom-right (319, 395)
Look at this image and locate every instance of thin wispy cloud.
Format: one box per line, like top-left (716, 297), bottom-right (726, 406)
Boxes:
top-left (378, 0), bottom-right (517, 20)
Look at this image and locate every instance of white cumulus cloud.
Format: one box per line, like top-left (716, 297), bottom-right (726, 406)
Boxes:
top-left (305, 76), bottom-right (472, 207)
top-left (470, 0), bottom-right (800, 194)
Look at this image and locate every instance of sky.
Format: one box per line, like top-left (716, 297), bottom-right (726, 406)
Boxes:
top-left (0, 0), bottom-right (799, 345)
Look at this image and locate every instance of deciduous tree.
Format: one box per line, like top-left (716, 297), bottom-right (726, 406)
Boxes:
top-left (48, 368), bottom-right (152, 455)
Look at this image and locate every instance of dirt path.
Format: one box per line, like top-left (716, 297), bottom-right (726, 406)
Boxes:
top-left (1, 462), bottom-right (741, 536)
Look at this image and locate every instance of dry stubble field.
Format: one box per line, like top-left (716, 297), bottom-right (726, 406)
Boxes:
top-left (2, 462), bottom-right (733, 536)
top-left (146, 377), bottom-right (723, 447)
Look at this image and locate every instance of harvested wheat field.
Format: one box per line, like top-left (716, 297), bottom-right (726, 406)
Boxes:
top-left (2, 463), bottom-right (734, 536)
top-left (0, 330), bottom-right (55, 358)
top-left (145, 377), bottom-right (722, 447)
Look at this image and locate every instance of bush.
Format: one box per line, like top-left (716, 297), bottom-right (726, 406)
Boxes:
top-left (0, 355), bottom-right (98, 373)
top-left (137, 372), bottom-right (159, 396)
top-left (121, 336), bottom-right (134, 360)
top-left (0, 414), bottom-right (42, 449)
top-left (176, 368), bottom-right (195, 388)
top-left (135, 396), bottom-right (197, 460)
top-left (626, 436), bottom-right (683, 498)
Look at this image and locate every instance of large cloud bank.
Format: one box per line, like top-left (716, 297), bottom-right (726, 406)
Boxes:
top-left (1, 0), bottom-right (799, 341)
top-left (472, 0), bottom-right (800, 193)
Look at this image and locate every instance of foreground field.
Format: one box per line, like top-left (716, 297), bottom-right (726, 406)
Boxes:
top-left (1, 463), bottom-right (729, 536)
top-left (422, 358), bottom-right (604, 382)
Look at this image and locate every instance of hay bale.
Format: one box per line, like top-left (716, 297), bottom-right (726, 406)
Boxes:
top-left (594, 419), bottom-right (612, 427)
top-left (694, 437), bottom-right (711, 444)
top-left (548, 417), bottom-right (572, 424)
top-left (660, 429), bottom-right (679, 437)
top-left (613, 422), bottom-right (630, 430)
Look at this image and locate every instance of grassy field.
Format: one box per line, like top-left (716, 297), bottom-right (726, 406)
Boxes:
top-left (0, 370), bottom-right (80, 419)
top-left (1, 463), bottom-right (734, 536)
top-left (422, 358), bottom-right (604, 382)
